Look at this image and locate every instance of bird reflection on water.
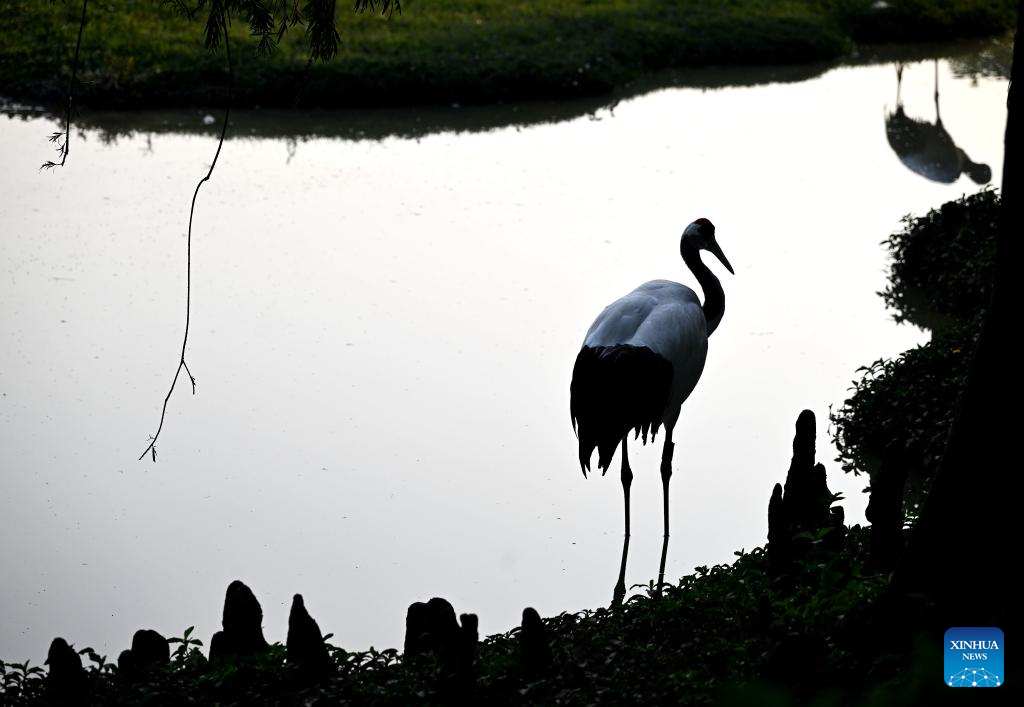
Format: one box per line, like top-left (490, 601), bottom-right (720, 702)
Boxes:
top-left (885, 61), bottom-right (991, 185)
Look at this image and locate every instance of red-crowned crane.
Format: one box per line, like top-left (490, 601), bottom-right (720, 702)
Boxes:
top-left (570, 218), bottom-right (733, 605)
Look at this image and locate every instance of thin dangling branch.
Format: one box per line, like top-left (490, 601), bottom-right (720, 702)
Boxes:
top-left (140, 5), bottom-right (233, 462)
top-left (41, 0), bottom-right (88, 170)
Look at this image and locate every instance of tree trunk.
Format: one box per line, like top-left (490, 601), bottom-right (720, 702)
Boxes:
top-left (888, 2), bottom-right (1020, 635)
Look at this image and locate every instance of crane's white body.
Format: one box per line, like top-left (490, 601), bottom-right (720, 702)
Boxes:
top-left (582, 279), bottom-right (708, 433)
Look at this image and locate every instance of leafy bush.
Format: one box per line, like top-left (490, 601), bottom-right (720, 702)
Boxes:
top-left (831, 322), bottom-right (978, 496)
top-left (831, 189), bottom-right (997, 507)
top-left (881, 189), bottom-right (999, 330)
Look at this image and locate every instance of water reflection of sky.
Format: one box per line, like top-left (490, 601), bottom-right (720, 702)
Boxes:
top-left (0, 56), bottom-right (1008, 665)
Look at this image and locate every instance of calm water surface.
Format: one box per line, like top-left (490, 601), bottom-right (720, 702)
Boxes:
top-left (0, 50), bottom-right (1009, 664)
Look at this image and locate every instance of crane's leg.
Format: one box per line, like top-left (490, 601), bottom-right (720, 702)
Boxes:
top-left (656, 427), bottom-right (675, 599)
top-left (612, 436), bottom-right (632, 606)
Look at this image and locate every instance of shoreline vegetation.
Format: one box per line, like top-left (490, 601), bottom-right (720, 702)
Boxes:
top-left (0, 1), bottom-right (1017, 111)
top-left (1, 36), bottom-right (1013, 145)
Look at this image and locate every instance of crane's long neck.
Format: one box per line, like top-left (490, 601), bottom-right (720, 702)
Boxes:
top-left (683, 248), bottom-right (725, 336)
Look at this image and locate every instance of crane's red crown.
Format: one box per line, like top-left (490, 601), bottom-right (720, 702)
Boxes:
top-left (693, 217), bottom-right (714, 228)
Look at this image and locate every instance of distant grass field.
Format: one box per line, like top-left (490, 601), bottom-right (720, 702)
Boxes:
top-left (0, 0), bottom-right (1015, 108)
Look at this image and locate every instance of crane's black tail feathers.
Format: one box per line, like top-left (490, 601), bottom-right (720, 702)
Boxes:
top-left (570, 345), bottom-right (673, 475)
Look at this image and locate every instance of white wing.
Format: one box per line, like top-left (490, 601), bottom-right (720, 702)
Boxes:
top-left (583, 280), bottom-right (709, 425)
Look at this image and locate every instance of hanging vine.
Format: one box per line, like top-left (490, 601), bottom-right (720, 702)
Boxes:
top-left (139, 1), bottom-right (233, 462)
top-left (139, 1), bottom-right (400, 460)
top-left (43, 1), bottom-right (401, 460)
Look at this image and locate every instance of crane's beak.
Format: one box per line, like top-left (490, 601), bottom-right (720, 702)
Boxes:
top-left (709, 240), bottom-right (735, 275)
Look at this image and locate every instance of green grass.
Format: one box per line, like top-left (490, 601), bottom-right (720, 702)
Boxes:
top-left (0, 0), bottom-right (1016, 108)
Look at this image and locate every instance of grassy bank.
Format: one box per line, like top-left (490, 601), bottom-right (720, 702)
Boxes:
top-left (0, 1), bottom-right (1016, 109)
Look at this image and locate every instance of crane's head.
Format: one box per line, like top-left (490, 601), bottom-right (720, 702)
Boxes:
top-left (682, 218), bottom-right (734, 274)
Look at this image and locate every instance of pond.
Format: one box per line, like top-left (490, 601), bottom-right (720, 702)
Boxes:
top-left (0, 40), bottom-right (1010, 665)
